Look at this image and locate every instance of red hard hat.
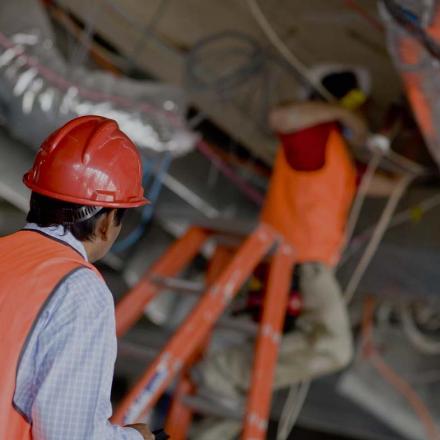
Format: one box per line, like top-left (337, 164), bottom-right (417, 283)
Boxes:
top-left (24, 115), bottom-right (149, 208)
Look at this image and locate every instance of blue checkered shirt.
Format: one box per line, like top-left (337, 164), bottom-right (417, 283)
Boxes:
top-left (13, 224), bottom-right (142, 440)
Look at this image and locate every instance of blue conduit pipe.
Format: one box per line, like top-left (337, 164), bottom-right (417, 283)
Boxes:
top-left (112, 152), bottom-right (172, 253)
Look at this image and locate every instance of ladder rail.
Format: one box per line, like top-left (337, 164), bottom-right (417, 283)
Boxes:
top-left (112, 224), bottom-right (277, 424)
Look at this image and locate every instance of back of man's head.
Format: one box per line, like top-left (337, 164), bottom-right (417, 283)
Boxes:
top-left (26, 192), bottom-right (126, 242)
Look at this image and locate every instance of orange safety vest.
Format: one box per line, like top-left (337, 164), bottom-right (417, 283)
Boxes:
top-left (0, 230), bottom-right (100, 439)
top-left (260, 128), bottom-right (356, 267)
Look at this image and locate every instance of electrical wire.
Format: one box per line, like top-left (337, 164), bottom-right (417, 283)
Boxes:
top-left (400, 303), bottom-right (440, 355)
top-left (276, 381), bottom-right (310, 440)
top-left (112, 152), bottom-right (172, 253)
top-left (196, 140), bottom-right (265, 206)
top-left (126, 0), bottom-right (171, 70)
top-left (343, 173), bottom-right (414, 303)
top-left (343, 0), bottom-right (385, 32)
top-left (99, 0), bottom-right (169, 34)
top-left (67, 0), bottom-right (102, 68)
top-left (99, 0), bottom-right (178, 58)
top-left (47, 3), bottom-right (129, 74)
top-left (344, 150), bottom-right (384, 248)
top-left (68, 0), bottom-right (170, 75)
top-left (185, 30), bottom-right (302, 137)
top-left (76, 0), bottom-right (184, 251)
top-left (341, 192), bottom-right (440, 266)
top-left (361, 297), bottom-right (440, 440)
top-left (245, 0), bottom-right (335, 102)
top-left (185, 31), bottom-right (266, 93)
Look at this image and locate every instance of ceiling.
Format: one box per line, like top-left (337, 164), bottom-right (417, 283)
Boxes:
top-left (57, 0), bottom-right (403, 164)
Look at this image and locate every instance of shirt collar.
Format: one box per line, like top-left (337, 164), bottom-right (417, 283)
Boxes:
top-left (24, 223), bottom-right (88, 261)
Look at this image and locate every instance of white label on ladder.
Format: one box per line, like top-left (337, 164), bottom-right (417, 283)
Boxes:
top-left (123, 358), bottom-right (169, 424)
top-left (223, 269), bottom-right (241, 302)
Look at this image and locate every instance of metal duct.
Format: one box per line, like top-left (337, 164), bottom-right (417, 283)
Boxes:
top-left (0, 0), bottom-right (197, 156)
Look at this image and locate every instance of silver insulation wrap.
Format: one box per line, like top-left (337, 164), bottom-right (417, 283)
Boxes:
top-left (0, 0), bottom-right (197, 156)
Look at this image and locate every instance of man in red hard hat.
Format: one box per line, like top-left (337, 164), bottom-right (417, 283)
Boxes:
top-left (0, 116), bottom-right (155, 439)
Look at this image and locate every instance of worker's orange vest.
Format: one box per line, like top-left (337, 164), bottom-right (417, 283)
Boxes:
top-left (0, 230), bottom-right (99, 439)
top-left (260, 128), bottom-right (356, 267)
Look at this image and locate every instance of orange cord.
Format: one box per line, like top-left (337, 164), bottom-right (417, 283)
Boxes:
top-left (343, 0), bottom-right (384, 33)
top-left (361, 297), bottom-right (440, 440)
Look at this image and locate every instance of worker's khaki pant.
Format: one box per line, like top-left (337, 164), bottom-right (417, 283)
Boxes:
top-left (191, 263), bottom-right (352, 440)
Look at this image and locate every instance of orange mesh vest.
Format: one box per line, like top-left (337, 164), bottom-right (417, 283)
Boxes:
top-left (260, 128), bottom-right (356, 267)
top-left (0, 230), bottom-right (100, 439)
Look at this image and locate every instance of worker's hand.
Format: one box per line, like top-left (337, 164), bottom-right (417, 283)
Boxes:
top-left (126, 423), bottom-right (155, 440)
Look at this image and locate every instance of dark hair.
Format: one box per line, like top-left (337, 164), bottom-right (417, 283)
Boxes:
top-left (26, 192), bottom-right (126, 242)
top-left (309, 71), bottom-right (359, 101)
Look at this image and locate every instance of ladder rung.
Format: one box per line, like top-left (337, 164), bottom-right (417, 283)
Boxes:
top-left (182, 394), bottom-right (244, 420)
top-left (216, 316), bottom-right (258, 336)
top-left (149, 275), bottom-right (205, 294)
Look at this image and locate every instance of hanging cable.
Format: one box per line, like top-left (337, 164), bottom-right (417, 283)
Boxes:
top-left (245, 0), bottom-right (335, 102)
top-left (276, 381), bottom-right (310, 440)
top-left (344, 173), bottom-right (414, 303)
top-left (343, 0), bottom-right (385, 32)
top-left (341, 192), bottom-right (440, 266)
top-left (112, 152), bottom-right (172, 253)
top-left (67, 0), bottom-right (102, 68)
top-left (126, 0), bottom-right (172, 71)
top-left (361, 297), bottom-right (440, 440)
top-left (185, 31), bottom-right (266, 93)
top-left (196, 139), bottom-right (265, 206)
top-left (344, 150), bottom-right (384, 248)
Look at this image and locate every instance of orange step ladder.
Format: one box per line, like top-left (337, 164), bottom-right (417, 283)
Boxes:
top-left (112, 223), bottom-right (295, 439)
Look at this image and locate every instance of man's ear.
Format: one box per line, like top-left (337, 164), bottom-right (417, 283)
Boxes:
top-left (97, 210), bottom-right (116, 241)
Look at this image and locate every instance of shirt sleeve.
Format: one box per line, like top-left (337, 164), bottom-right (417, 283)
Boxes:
top-left (27, 268), bottom-right (142, 440)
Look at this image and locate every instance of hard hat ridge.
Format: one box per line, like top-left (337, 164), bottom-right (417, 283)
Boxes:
top-left (80, 118), bottom-right (120, 163)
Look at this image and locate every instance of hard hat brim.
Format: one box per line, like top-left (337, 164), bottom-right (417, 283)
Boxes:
top-left (23, 172), bottom-right (150, 208)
